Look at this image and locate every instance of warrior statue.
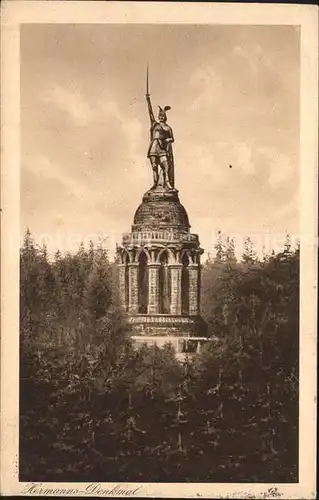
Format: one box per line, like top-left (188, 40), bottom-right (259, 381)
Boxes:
top-left (145, 67), bottom-right (175, 191)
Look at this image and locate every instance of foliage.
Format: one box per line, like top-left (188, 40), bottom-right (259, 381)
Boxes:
top-left (20, 229), bottom-right (299, 482)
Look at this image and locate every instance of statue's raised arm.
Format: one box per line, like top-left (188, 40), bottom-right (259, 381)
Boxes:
top-left (146, 93), bottom-right (155, 125)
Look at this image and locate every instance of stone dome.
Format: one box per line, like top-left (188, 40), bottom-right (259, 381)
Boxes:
top-left (132, 190), bottom-right (190, 231)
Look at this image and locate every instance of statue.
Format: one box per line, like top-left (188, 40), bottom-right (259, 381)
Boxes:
top-left (145, 66), bottom-right (175, 191)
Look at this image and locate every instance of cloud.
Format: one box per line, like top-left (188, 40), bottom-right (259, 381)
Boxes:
top-left (274, 191), bottom-right (299, 219)
top-left (189, 66), bottom-right (223, 110)
top-left (97, 100), bottom-right (143, 156)
top-left (43, 84), bottom-right (92, 127)
top-left (259, 147), bottom-right (295, 188)
top-left (234, 143), bottom-right (255, 175)
top-left (42, 84), bottom-right (143, 151)
top-left (233, 45), bottom-right (258, 77)
top-left (23, 155), bottom-right (91, 203)
top-left (31, 83), bottom-right (146, 205)
top-left (233, 44), bottom-right (274, 78)
top-left (216, 141), bottom-right (255, 176)
top-left (182, 142), bottom-right (228, 190)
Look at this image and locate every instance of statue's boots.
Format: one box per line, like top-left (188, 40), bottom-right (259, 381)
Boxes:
top-left (163, 172), bottom-right (173, 191)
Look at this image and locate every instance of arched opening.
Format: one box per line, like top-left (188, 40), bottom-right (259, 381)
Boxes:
top-left (124, 253), bottom-right (129, 311)
top-left (183, 339), bottom-right (198, 354)
top-left (159, 251), bottom-right (171, 314)
top-left (138, 251), bottom-right (148, 313)
top-left (181, 252), bottom-right (190, 315)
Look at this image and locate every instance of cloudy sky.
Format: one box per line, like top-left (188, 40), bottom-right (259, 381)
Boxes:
top-left (21, 23), bottom-right (300, 259)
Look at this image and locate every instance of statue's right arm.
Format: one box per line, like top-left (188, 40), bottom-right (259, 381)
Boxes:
top-left (146, 94), bottom-right (155, 124)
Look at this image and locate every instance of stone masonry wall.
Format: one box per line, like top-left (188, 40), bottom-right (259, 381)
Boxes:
top-left (188, 265), bottom-right (199, 316)
top-left (147, 264), bottom-right (160, 314)
top-left (118, 264), bottom-right (127, 311)
top-left (128, 263), bottom-right (139, 314)
top-left (170, 264), bottom-right (182, 315)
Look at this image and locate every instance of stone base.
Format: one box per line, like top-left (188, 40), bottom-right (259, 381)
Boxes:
top-left (131, 333), bottom-right (213, 361)
top-left (143, 185), bottom-right (179, 202)
top-left (128, 314), bottom-right (207, 338)
top-left (132, 185), bottom-right (191, 233)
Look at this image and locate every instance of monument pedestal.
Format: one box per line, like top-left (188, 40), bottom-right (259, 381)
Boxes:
top-left (128, 314), bottom-right (207, 337)
top-left (117, 185), bottom-right (208, 358)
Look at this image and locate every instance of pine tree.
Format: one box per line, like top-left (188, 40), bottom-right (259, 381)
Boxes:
top-left (242, 237), bottom-right (257, 265)
top-left (20, 228), bottom-right (56, 345)
top-left (214, 230), bottom-right (225, 262)
top-left (83, 255), bottom-right (112, 324)
top-left (283, 233), bottom-right (292, 254)
top-left (224, 236), bottom-right (236, 263)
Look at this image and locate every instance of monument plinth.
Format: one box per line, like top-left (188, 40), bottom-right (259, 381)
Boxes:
top-left (116, 72), bottom-right (208, 357)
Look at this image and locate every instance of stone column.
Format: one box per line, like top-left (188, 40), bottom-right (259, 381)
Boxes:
top-left (147, 263), bottom-right (160, 314)
top-left (118, 264), bottom-right (127, 311)
top-left (188, 264), bottom-right (199, 316)
top-left (170, 264), bottom-right (182, 315)
top-left (128, 263), bottom-right (139, 314)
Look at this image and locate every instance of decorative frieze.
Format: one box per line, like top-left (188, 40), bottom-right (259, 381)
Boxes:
top-left (129, 314), bottom-right (197, 324)
top-left (122, 231), bottom-right (199, 245)
top-left (128, 314), bottom-right (208, 338)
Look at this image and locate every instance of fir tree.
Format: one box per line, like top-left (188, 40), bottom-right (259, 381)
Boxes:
top-left (214, 230), bottom-right (225, 262)
top-left (242, 237), bottom-right (257, 264)
top-left (224, 236), bottom-right (236, 263)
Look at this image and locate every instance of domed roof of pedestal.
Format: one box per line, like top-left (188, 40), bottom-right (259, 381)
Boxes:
top-left (133, 189), bottom-right (190, 231)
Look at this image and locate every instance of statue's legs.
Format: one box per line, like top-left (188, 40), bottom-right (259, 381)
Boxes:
top-left (159, 157), bottom-right (173, 190)
top-left (149, 156), bottom-right (159, 189)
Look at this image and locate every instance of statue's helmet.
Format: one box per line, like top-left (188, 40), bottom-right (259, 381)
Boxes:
top-left (158, 105), bottom-right (171, 122)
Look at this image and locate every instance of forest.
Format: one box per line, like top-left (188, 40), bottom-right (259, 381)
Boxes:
top-left (20, 229), bottom-right (299, 482)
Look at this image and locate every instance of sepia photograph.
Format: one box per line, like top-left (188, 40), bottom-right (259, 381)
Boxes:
top-left (1, 2), bottom-right (317, 498)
